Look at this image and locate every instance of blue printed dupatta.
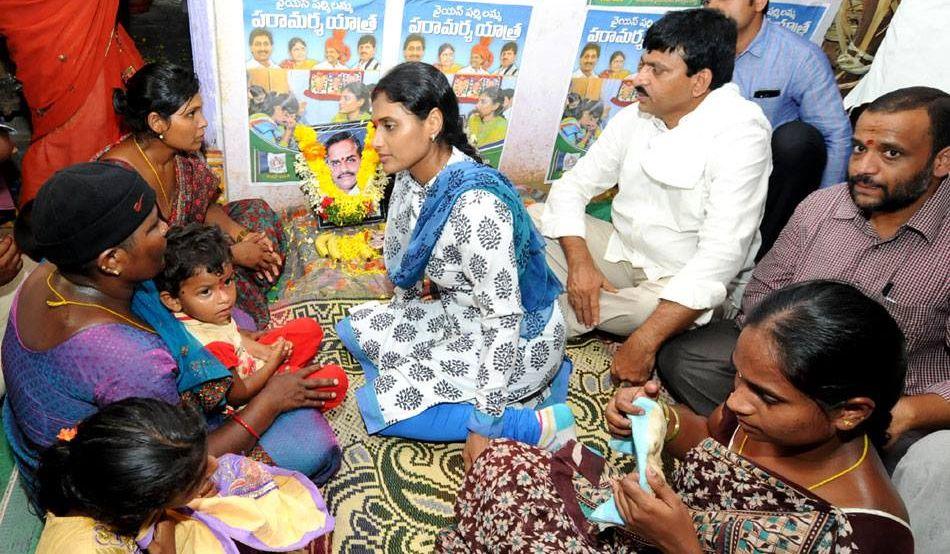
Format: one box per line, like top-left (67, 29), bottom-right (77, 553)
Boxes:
top-left (387, 160), bottom-right (562, 338)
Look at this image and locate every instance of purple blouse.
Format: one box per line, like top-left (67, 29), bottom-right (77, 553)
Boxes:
top-left (2, 290), bottom-right (179, 475)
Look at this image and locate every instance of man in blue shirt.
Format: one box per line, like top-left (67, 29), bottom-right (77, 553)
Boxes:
top-left (706, 0), bottom-right (852, 259)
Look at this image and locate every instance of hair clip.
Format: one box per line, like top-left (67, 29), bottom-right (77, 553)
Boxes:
top-left (57, 427), bottom-right (78, 442)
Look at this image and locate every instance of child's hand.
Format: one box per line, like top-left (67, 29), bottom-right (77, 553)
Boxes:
top-left (265, 338), bottom-right (292, 367)
top-left (146, 514), bottom-right (177, 554)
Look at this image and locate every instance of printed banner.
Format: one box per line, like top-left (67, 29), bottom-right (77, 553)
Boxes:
top-left (243, 0), bottom-right (385, 185)
top-left (589, 0), bottom-right (838, 40)
top-left (547, 0), bottom-right (838, 181)
top-left (588, 0), bottom-right (699, 6)
top-left (400, 0), bottom-right (533, 169)
top-left (546, 7), bottom-right (667, 181)
top-left (590, 0), bottom-right (838, 43)
top-left (767, 0), bottom-right (840, 44)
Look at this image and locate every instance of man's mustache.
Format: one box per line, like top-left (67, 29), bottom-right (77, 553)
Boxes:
top-left (849, 174), bottom-right (883, 189)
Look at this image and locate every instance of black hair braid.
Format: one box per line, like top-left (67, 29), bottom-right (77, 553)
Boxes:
top-left (441, 124), bottom-right (482, 164)
top-left (372, 62), bottom-right (484, 164)
top-left (113, 62), bottom-right (200, 137)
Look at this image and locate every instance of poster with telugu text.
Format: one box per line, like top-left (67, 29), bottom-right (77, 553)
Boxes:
top-left (243, 0), bottom-right (385, 185)
top-left (400, 0), bottom-right (533, 169)
top-left (766, 0), bottom-right (841, 44)
top-left (548, 0), bottom-right (839, 182)
top-left (546, 7), bottom-right (668, 182)
top-left (588, 0), bottom-right (839, 43)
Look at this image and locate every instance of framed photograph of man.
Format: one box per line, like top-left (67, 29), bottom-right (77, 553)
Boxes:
top-left (295, 121), bottom-right (389, 230)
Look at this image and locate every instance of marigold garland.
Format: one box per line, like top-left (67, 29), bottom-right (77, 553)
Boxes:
top-left (295, 123), bottom-right (387, 227)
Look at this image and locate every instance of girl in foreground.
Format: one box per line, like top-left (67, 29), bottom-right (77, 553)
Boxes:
top-left (36, 398), bottom-right (333, 553)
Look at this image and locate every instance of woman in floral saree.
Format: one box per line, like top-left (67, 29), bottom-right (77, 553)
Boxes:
top-left (440, 281), bottom-right (913, 553)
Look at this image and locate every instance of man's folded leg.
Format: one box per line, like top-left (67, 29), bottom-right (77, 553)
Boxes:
top-left (655, 319), bottom-right (740, 416)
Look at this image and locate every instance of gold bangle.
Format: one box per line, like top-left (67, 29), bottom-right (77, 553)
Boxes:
top-left (666, 404), bottom-right (681, 443)
top-left (235, 229), bottom-right (249, 242)
top-left (658, 399), bottom-right (681, 443)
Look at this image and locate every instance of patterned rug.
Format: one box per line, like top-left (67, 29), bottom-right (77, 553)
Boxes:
top-left (270, 298), bottom-right (627, 554)
top-left (0, 301), bottom-right (624, 554)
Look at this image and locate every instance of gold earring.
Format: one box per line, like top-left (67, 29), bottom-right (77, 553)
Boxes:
top-left (430, 134), bottom-right (436, 142)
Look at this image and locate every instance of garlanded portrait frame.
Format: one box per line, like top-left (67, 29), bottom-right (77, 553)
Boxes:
top-left (295, 122), bottom-right (389, 229)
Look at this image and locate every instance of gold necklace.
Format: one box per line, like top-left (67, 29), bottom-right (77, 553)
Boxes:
top-left (737, 433), bottom-right (869, 491)
top-left (133, 138), bottom-right (171, 210)
top-left (46, 272), bottom-right (155, 334)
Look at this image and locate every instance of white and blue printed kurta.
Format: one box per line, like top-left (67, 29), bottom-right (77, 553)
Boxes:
top-left (345, 149), bottom-right (566, 430)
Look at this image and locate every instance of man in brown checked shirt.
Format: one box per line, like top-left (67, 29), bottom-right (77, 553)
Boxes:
top-left (655, 86), bottom-right (949, 552)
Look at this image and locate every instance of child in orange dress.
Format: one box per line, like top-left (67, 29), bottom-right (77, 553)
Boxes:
top-left (157, 223), bottom-right (347, 410)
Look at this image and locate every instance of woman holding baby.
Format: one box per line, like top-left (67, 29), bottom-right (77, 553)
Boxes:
top-left (3, 163), bottom-right (342, 507)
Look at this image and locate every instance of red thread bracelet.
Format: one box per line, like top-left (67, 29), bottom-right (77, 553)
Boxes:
top-left (230, 412), bottom-right (260, 441)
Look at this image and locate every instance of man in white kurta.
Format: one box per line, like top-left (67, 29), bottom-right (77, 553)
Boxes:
top-left (533, 8), bottom-right (772, 385)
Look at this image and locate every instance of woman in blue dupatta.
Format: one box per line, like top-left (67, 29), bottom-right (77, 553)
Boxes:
top-left (336, 62), bottom-right (576, 462)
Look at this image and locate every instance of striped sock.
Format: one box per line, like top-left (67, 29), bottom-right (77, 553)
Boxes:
top-left (535, 404), bottom-right (576, 451)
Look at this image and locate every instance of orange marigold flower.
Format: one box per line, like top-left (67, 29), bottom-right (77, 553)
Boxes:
top-left (302, 141), bottom-right (326, 161)
top-left (57, 427), bottom-right (78, 442)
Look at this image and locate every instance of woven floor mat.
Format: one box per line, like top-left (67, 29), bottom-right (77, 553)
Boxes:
top-left (270, 299), bottom-right (629, 553)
